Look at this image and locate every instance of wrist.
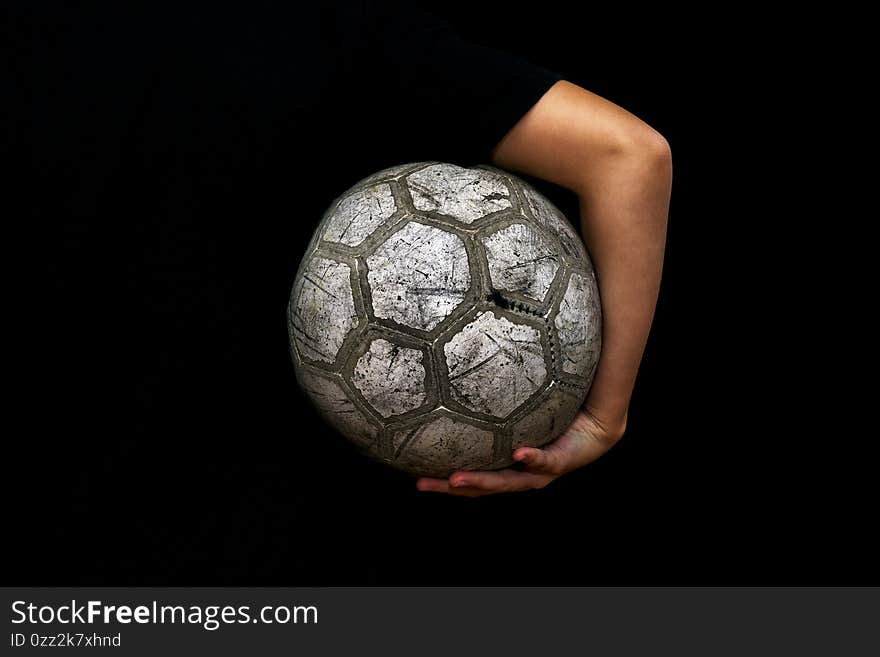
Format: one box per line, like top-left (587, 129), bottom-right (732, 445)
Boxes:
top-left (582, 399), bottom-right (628, 442)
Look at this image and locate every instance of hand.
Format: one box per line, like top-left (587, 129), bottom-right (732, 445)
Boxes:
top-left (416, 408), bottom-right (625, 497)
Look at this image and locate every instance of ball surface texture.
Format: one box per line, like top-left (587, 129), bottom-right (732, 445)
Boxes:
top-left (289, 162), bottom-right (601, 477)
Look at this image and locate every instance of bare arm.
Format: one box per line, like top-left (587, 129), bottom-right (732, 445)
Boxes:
top-left (418, 80), bottom-right (672, 495)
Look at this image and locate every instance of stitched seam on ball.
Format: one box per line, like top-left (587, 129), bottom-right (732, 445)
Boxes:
top-left (484, 291), bottom-right (545, 318)
top-left (544, 316), bottom-right (558, 377)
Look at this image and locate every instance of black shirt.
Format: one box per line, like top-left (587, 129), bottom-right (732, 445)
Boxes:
top-left (6, 1), bottom-right (561, 581)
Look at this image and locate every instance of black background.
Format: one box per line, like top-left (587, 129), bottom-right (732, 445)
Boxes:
top-left (5, 1), bottom-right (871, 584)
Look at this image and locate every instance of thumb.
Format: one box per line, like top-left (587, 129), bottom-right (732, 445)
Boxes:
top-left (513, 445), bottom-right (566, 475)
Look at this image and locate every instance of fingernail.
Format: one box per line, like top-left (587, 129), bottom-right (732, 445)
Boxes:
top-left (451, 478), bottom-right (468, 487)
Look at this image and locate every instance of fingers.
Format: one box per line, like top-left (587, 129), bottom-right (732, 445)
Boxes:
top-left (416, 469), bottom-right (552, 496)
top-left (415, 436), bottom-right (576, 496)
top-left (416, 478), bottom-right (449, 493)
top-left (416, 477), bottom-right (497, 497)
top-left (449, 469), bottom-right (551, 493)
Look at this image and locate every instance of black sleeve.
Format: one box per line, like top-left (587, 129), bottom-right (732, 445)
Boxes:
top-left (354, 1), bottom-right (563, 163)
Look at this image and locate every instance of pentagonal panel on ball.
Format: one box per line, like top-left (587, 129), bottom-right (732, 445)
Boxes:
top-left (298, 368), bottom-right (379, 451)
top-left (366, 221), bottom-right (471, 332)
top-left (554, 272), bottom-right (602, 378)
top-left (390, 414), bottom-right (495, 478)
top-left (290, 256), bottom-right (359, 364)
top-left (406, 163), bottom-right (511, 224)
top-left (321, 183), bottom-right (397, 247)
top-left (443, 310), bottom-right (548, 419)
top-left (351, 338), bottom-right (427, 418)
top-left (482, 222), bottom-right (560, 303)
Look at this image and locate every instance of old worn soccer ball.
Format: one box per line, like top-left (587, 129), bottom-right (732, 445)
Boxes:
top-left (288, 162), bottom-right (601, 477)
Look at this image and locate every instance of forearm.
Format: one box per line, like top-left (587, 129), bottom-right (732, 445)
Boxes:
top-left (574, 150), bottom-right (670, 431)
top-left (492, 80), bottom-right (672, 433)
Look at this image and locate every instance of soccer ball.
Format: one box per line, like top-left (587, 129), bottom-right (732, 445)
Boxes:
top-left (288, 162), bottom-right (601, 477)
